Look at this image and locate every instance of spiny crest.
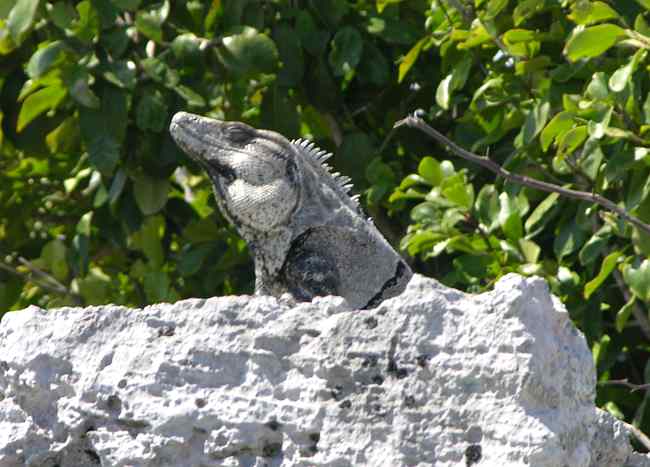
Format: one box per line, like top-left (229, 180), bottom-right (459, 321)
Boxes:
top-left (291, 138), bottom-right (362, 211)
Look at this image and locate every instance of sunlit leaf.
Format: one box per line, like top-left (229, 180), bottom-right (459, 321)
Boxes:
top-left (398, 37), bottom-right (427, 83)
top-left (7, 0), bottom-right (39, 44)
top-left (17, 84), bottom-right (67, 132)
top-left (569, 1), bottom-right (619, 26)
top-left (615, 296), bottom-right (636, 332)
top-left (584, 250), bottom-right (622, 299)
top-left (564, 24), bottom-right (626, 62)
top-left (218, 26), bottom-right (279, 76)
top-left (623, 258), bottom-right (650, 301)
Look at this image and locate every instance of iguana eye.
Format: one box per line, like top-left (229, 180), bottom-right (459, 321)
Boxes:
top-left (227, 126), bottom-right (250, 144)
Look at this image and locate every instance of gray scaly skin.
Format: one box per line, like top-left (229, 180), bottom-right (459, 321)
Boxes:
top-left (169, 112), bottom-right (412, 309)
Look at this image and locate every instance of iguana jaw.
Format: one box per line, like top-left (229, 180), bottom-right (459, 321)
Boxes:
top-left (170, 112), bottom-right (245, 177)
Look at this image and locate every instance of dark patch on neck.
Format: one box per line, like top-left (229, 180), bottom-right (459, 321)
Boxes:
top-left (275, 228), bottom-right (340, 301)
top-left (363, 260), bottom-right (407, 309)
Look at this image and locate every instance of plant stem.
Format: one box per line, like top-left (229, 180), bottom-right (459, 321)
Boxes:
top-left (394, 113), bottom-right (650, 237)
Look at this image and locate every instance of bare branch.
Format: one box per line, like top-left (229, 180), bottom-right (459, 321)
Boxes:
top-left (0, 258), bottom-right (82, 305)
top-left (623, 421), bottom-right (650, 452)
top-left (597, 379), bottom-right (650, 450)
top-left (393, 113), bottom-right (650, 237)
top-left (599, 378), bottom-right (650, 393)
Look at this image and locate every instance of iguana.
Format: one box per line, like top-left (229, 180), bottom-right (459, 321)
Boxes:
top-left (169, 112), bottom-right (412, 309)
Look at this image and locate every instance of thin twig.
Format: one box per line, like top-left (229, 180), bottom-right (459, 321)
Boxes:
top-left (378, 127), bottom-right (396, 156)
top-left (599, 378), bottom-right (650, 393)
top-left (393, 114), bottom-right (650, 237)
top-left (17, 257), bottom-right (71, 295)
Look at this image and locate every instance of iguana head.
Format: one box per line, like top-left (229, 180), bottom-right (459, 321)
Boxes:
top-left (170, 112), bottom-right (299, 233)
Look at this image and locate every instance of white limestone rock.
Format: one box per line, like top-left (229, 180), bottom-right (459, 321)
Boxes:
top-left (0, 273), bottom-right (647, 466)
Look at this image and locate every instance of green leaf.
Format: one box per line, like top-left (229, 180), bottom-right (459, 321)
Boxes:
top-left (366, 158), bottom-right (396, 185)
top-left (316, 0), bottom-right (349, 28)
top-left (65, 66), bottom-right (100, 108)
top-left (518, 238), bottom-right (540, 263)
top-left (135, 0), bottom-right (169, 43)
top-left (101, 60), bottom-right (137, 89)
top-left (376, 0), bottom-right (404, 13)
top-left (398, 37), bottom-right (427, 83)
top-left (178, 244), bottom-right (214, 277)
top-left (69, 0), bottom-right (100, 44)
top-left (635, 0), bottom-right (650, 11)
top-left (418, 157), bottom-right (443, 186)
top-left (441, 176), bottom-right (474, 210)
top-left (436, 74), bottom-right (453, 110)
top-left (131, 215), bottom-right (164, 267)
top-left (540, 112), bottom-right (574, 151)
top-left (609, 49), bottom-right (646, 92)
top-left (366, 16), bottom-right (419, 45)
top-left (584, 250), bottom-right (622, 299)
top-left (586, 72), bottom-right (609, 99)
top-left (7, 0), bottom-right (39, 44)
top-left (592, 334), bottom-right (610, 365)
top-left (358, 42), bottom-right (389, 86)
top-left (564, 24), bottom-right (626, 62)
top-left (17, 84), bottom-right (67, 132)
top-left (86, 134), bottom-right (120, 176)
top-left (569, 1), bottom-right (619, 25)
top-left (603, 401), bottom-right (624, 420)
top-left (133, 174), bottom-right (169, 215)
top-left (615, 296), bottom-right (636, 332)
top-left (329, 27), bottom-right (363, 76)
top-left (46, 115), bottom-right (79, 153)
top-left (475, 185), bottom-right (500, 232)
top-left (173, 84), bottom-right (205, 107)
top-left (521, 100), bottom-right (550, 146)
top-left (144, 270), bottom-right (170, 303)
top-left (579, 227), bottom-right (611, 265)
top-left (79, 87), bottom-right (127, 174)
top-left (218, 26), bottom-right (279, 76)
top-left (498, 192), bottom-right (523, 241)
top-left (557, 125), bottom-right (588, 159)
top-left (636, 13), bottom-right (650, 37)
top-left (76, 211), bottom-right (93, 236)
top-left (485, 0), bottom-right (509, 20)
top-left (108, 169), bottom-right (127, 204)
top-left (411, 202), bottom-right (438, 223)
top-left (170, 33), bottom-right (202, 66)
top-left (296, 11), bottom-right (329, 56)
top-left (554, 220), bottom-right (588, 259)
top-left (49, 1), bottom-right (76, 29)
top-left (41, 239), bottom-right (69, 282)
top-left (136, 89), bottom-right (168, 132)
top-left (183, 217), bottom-right (220, 243)
top-left (623, 258), bottom-right (650, 301)
top-left (26, 41), bottom-right (67, 79)
top-left (76, 267), bottom-right (111, 305)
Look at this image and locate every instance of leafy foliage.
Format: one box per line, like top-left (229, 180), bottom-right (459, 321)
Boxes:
top-left (2, 0), bottom-right (650, 438)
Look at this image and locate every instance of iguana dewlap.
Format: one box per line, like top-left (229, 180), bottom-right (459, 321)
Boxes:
top-left (170, 112), bottom-right (412, 309)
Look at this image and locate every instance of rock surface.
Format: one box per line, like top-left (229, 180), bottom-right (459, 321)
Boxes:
top-left (0, 273), bottom-right (647, 466)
